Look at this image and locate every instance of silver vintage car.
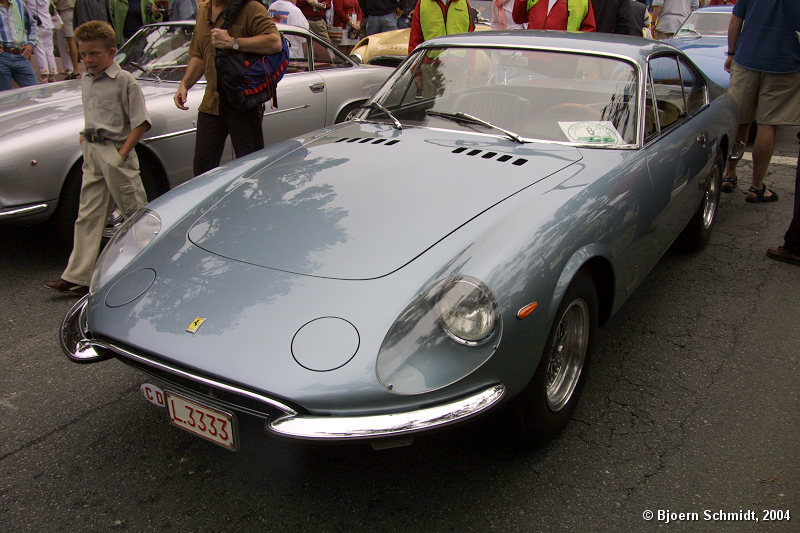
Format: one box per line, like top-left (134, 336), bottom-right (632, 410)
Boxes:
top-left (62, 31), bottom-right (737, 450)
top-left (0, 22), bottom-right (391, 243)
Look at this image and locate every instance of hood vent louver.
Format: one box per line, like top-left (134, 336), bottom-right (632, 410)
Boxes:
top-left (452, 147), bottom-right (527, 166)
top-left (335, 137), bottom-right (399, 146)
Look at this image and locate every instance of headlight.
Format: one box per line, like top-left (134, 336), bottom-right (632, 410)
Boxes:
top-left (376, 275), bottom-right (501, 395)
top-left (437, 277), bottom-right (499, 345)
top-left (89, 209), bottom-right (161, 293)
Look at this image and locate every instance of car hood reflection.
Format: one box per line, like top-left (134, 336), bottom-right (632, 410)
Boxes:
top-left (187, 126), bottom-right (582, 280)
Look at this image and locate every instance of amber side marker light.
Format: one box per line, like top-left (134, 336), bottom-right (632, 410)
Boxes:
top-left (516, 302), bottom-right (538, 319)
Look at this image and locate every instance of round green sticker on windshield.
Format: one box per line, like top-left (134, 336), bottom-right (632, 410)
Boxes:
top-left (562, 122), bottom-right (623, 145)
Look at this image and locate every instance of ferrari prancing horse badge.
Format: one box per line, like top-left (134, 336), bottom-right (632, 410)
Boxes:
top-left (186, 317), bottom-right (206, 333)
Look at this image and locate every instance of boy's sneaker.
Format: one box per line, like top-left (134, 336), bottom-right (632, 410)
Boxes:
top-left (44, 278), bottom-right (88, 294)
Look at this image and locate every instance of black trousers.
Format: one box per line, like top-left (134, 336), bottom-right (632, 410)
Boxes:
top-left (783, 132), bottom-right (800, 253)
top-left (193, 96), bottom-right (265, 176)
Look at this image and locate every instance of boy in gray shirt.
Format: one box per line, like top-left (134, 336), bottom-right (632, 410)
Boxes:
top-left (45, 20), bottom-right (150, 293)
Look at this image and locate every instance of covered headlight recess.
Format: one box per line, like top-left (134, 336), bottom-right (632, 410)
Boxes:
top-left (90, 209), bottom-right (161, 294)
top-left (377, 276), bottom-right (501, 395)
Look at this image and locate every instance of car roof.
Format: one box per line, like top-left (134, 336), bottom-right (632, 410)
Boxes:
top-left (693, 5), bottom-right (734, 13)
top-left (419, 30), bottom-right (679, 65)
top-left (144, 20), bottom-right (315, 36)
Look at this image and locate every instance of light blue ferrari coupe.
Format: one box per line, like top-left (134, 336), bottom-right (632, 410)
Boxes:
top-left (62, 31), bottom-right (738, 451)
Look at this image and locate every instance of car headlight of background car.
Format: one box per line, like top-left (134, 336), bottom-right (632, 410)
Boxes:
top-left (376, 276), bottom-right (501, 395)
top-left (89, 209), bottom-right (161, 294)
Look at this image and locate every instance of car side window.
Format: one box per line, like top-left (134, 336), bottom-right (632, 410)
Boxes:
top-left (284, 31), bottom-right (310, 73)
top-left (678, 57), bottom-right (707, 115)
top-left (648, 55), bottom-right (687, 133)
top-left (644, 71), bottom-right (659, 142)
top-left (312, 40), bottom-right (351, 71)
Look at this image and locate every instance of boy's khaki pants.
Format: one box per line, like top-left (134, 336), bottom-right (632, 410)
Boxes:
top-left (62, 141), bottom-right (148, 287)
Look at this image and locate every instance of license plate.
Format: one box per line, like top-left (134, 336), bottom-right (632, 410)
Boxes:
top-left (165, 391), bottom-right (237, 450)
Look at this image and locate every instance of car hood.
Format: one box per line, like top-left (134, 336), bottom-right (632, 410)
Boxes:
top-left (186, 123), bottom-right (582, 280)
top-left (0, 80), bottom-right (177, 138)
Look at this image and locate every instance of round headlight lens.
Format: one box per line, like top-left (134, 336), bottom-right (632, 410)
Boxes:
top-left (436, 277), bottom-right (499, 345)
top-left (89, 209), bottom-right (161, 293)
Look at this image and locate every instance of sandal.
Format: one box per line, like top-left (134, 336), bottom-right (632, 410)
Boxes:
top-left (745, 185), bottom-right (778, 203)
top-left (721, 175), bottom-right (737, 193)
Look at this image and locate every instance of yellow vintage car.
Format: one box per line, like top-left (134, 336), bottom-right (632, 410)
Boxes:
top-left (350, 0), bottom-right (492, 67)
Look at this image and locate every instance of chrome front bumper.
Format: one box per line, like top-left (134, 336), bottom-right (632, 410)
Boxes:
top-left (61, 296), bottom-right (506, 441)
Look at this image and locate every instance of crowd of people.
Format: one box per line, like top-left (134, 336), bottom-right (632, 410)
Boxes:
top-left (1, 0), bottom-right (790, 292)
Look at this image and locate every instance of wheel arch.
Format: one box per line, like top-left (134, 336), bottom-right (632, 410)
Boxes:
top-left (134, 143), bottom-right (170, 198)
top-left (334, 98), bottom-right (368, 124)
top-left (549, 245), bottom-right (616, 328)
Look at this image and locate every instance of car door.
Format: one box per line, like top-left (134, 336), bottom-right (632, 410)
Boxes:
top-left (261, 29), bottom-right (328, 147)
top-left (643, 53), bottom-right (713, 255)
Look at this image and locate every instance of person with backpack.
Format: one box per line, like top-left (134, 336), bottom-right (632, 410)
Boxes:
top-left (173, 0), bottom-right (282, 176)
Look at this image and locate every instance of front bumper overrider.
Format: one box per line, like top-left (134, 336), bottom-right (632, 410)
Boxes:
top-left (60, 295), bottom-right (506, 441)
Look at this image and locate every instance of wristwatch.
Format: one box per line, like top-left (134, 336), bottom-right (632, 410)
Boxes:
top-left (232, 37), bottom-right (240, 51)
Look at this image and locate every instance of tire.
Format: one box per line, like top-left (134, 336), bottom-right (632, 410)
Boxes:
top-left (507, 271), bottom-right (597, 448)
top-left (51, 154), bottom-right (159, 246)
top-left (679, 151), bottom-right (723, 251)
top-left (51, 163), bottom-right (82, 247)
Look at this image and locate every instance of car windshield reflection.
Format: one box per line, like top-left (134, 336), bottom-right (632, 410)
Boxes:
top-left (675, 12), bottom-right (730, 37)
top-left (116, 24), bottom-right (194, 82)
top-left (359, 46), bottom-right (639, 147)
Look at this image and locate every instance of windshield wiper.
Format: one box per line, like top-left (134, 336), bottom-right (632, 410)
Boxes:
top-left (359, 101), bottom-right (403, 130)
top-left (129, 61), bottom-right (162, 84)
top-left (426, 110), bottom-right (525, 144)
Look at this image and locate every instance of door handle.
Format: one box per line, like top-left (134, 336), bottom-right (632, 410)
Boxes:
top-left (309, 82), bottom-right (325, 93)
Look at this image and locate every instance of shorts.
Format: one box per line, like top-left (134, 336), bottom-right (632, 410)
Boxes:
top-left (728, 63), bottom-right (800, 126)
top-left (58, 8), bottom-right (74, 38)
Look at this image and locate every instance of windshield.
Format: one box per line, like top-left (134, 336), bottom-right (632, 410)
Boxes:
top-left (676, 12), bottom-right (729, 37)
top-left (115, 23), bottom-right (194, 82)
top-left (358, 46), bottom-right (639, 146)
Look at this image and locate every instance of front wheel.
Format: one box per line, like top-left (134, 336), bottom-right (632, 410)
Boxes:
top-left (51, 153), bottom-right (160, 247)
top-left (507, 271), bottom-right (597, 447)
top-left (679, 151), bottom-right (723, 251)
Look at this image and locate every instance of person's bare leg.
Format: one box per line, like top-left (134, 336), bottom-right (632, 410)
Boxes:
top-left (67, 37), bottom-right (79, 75)
top-left (748, 123), bottom-right (776, 199)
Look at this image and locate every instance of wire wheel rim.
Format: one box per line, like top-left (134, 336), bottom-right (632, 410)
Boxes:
top-left (702, 164), bottom-right (720, 230)
top-left (546, 298), bottom-right (589, 412)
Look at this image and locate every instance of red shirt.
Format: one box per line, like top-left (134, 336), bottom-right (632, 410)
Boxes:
top-left (512, 0), bottom-right (596, 31)
top-left (333, 0), bottom-right (362, 28)
top-left (296, 0), bottom-right (332, 20)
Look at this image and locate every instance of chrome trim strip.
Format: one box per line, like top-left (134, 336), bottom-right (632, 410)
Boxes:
top-left (142, 128), bottom-right (197, 143)
top-left (98, 341), bottom-right (299, 416)
top-left (60, 296), bottom-right (297, 416)
top-left (0, 203), bottom-right (49, 218)
top-left (263, 104), bottom-right (310, 116)
top-left (269, 384), bottom-right (505, 440)
top-left (62, 297), bottom-right (505, 441)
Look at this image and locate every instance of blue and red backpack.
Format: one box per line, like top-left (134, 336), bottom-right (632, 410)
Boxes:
top-left (215, 0), bottom-right (289, 110)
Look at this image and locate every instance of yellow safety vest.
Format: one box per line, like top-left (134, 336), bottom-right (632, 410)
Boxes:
top-left (525, 0), bottom-right (590, 32)
top-left (419, 0), bottom-right (472, 42)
